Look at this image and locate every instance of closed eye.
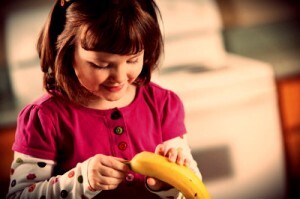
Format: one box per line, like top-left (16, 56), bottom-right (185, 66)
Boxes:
top-left (127, 59), bottom-right (138, 64)
top-left (87, 61), bottom-right (109, 69)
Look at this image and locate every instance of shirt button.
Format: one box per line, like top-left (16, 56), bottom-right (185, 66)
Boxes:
top-left (114, 127), bottom-right (124, 135)
top-left (126, 173), bottom-right (134, 182)
top-left (111, 111), bottom-right (121, 120)
top-left (118, 142), bottom-right (127, 151)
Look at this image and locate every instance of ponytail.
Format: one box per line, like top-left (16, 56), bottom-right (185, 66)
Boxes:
top-left (37, 1), bottom-right (68, 91)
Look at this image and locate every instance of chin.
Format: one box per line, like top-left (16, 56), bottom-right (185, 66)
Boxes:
top-left (104, 95), bottom-right (121, 102)
top-left (98, 93), bottom-right (123, 102)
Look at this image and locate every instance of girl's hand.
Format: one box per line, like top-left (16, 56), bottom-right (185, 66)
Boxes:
top-left (88, 154), bottom-right (129, 191)
top-left (146, 144), bottom-right (190, 191)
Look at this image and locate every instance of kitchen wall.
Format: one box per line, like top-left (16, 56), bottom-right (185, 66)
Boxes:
top-left (0, 0), bottom-right (52, 126)
top-left (216, 0), bottom-right (300, 78)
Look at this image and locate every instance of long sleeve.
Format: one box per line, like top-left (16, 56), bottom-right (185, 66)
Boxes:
top-left (6, 152), bottom-right (100, 199)
top-left (7, 135), bottom-right (201, 199)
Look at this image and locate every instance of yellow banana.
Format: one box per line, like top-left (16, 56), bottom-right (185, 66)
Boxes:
top-left (128, 151), bottom-right (211, 199)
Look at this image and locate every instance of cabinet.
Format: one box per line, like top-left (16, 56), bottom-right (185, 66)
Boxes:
top-left (276, 75), bottom-right (300, 198)
top-left (0, 127), bottom-right (15, 198)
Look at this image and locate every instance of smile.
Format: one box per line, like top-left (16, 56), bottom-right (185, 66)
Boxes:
top-left (102, 84), bottom-right (124, 92)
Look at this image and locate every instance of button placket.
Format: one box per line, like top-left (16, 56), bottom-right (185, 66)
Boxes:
top-left (109, 109), bottom-right (130, 154)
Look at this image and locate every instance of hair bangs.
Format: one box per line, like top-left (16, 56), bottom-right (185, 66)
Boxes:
top-left (80, 16), bottom-right (145, 55)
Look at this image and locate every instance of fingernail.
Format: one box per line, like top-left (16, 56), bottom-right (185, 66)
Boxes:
top-left (184, 159), bottom-right (190, 167)
top-left (169, 154), bottom-right (176, 162)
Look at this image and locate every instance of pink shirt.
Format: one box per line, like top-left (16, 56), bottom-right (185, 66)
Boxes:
top-left (12, 82), bottom-right (186, 198)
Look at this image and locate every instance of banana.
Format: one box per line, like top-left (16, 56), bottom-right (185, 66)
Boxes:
top-left (128, 151), bottom-right (211, 199)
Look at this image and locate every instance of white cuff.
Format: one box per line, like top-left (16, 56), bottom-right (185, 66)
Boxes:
top-left (81, 158), bottom-right (102, 198)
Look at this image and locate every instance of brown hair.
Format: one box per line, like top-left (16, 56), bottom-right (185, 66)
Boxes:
top-left (37, 0), bottom-right (164, 105)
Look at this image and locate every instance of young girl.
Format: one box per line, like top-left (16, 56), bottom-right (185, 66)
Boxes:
top-left (7, 0), bottom-right (201, 198)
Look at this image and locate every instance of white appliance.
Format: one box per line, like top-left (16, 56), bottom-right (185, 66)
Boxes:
top-left (156, 55), bottom-right (286, 199)
top-left (155, 0), bottom-right (286, 198)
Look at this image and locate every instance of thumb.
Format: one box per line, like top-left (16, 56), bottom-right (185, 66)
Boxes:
top-left (146, 177), bottom-right (165, 191)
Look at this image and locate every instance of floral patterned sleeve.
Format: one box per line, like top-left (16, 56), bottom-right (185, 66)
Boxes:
top-left (6, 152), bottom-right (100, 199)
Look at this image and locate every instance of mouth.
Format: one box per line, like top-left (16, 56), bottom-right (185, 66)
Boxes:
top-left (102, 84), bottom-right (124, 92)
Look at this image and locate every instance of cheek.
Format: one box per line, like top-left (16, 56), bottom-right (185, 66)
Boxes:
top-left (85, 72), bottom-right (105, 85)
top-left (73, 66), bottom-right (86, 82)
top-left (75, 68), bottom-right (103, 88)
top-left (131, 64), bottom-right (144, 78)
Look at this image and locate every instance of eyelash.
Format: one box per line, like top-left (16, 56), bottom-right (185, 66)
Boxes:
top-left (88, 59), bottom-right (138, 70)
top-left (89, 63), bottom-right (109, 70)
top-left (127, 60), bottom-right (138, 64)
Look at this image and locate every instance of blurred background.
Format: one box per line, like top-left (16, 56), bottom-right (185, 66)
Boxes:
top-left (0, 0), bottom-right (300, 198)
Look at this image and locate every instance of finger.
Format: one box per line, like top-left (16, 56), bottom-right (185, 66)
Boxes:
top-left (98, 184), bottom-right (118, 191)
top-left (93, 180), bottom-right (120, 191)
top-left (88, 174), bottom-right (122, 191)
top-left (97, 175), bottom-right (124, 186)
top-left (101, 156), bottom-right (129, 173)
top-left (98, 165), bottom-right (126, 179)
top-left (166, 148), bottom-right (178, 163)
top-left (175, 148), bottom-right (185, 165)
top-left (154, 144), bottom-right (165, 156)
top-left (146, 177), bottom-right (165, 191)
top-left (184, 158), bottom-right (190, 167)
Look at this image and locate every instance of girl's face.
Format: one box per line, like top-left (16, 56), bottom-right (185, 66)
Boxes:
top-left (73, 44), bottom-right (144, 105)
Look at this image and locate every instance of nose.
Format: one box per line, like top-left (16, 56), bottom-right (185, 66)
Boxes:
top-left (110, 65), bottom-right (127, 83)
